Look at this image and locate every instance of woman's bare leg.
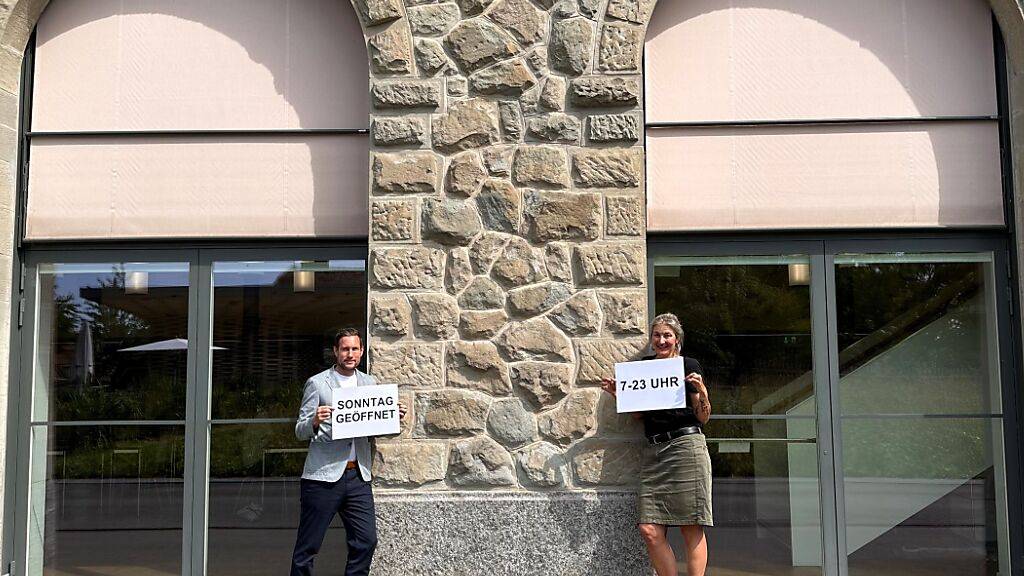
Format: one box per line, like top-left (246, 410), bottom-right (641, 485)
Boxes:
top-left (678, 525), bottom-right (707, 576)
top-left (638, 523), bottom-right (678, 576)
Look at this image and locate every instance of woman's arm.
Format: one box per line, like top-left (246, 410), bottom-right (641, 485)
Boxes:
top-left (686, 372), bottom-right (712, 424)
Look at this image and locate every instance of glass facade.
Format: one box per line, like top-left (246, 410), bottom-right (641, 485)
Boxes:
top-left (12, 251), bottom-right (367, 576)
top-left (654, 244), bottom-right (1014, 576)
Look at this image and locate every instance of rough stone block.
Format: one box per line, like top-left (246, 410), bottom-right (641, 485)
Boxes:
top-left (471, 59), bottom-right (537, 96)
top-left (355, 0), bottom-right (404, 26)
top-left (448, 436), bottom-right (516, 486)
top-left (373, 442), bottom-right (448, 487)
top-left (475, 179), bottom-right (521, 233)
top-left (498, 101), bottom-right (524, 142)
top-left (447, 76), bottom-right (469, 97)
top-left (571, 439), bottom-right (643, 486)
top-left (447, 151), bottom-right (487, 197)
top-left (421, 198), bottom-right (483, 245)
top-left (415, 39), bottom-right (452, 76)
top-left (538, 389), bottom-right (601, 447)
top-left (456, 0), bottom-right (497, 16)
top-left (448, 247), bottom-right (474, 293)
top-left (483, 145), bottom-right (515, 176)
top-left (544, 242), bottom-right (573, 283)
top-left (549, 291), bottom-right (603, 335)
top-left (486, 0), bottom-right (547, 46)
top-left (578, 0), bottom-right (601, 18)
top-left (523, 190), bottom-right (601, 242)
top-left (447, 341), bottom-right (513, 396)
top-left (569, 76), bottom-right (640, 107)
top-left (496, 318), bottom-right (573, 362)
top-left (587, 113), bottom-right (640, 143)
top-left (507, 282), bottom-right (573, 316)
top-left (487, 398), bottom-right (537, 447)
top-left (370, 246), bottom-right (446, 289)
top-left (492, 236), bottom-right (548, 286)
top-left (370, 295), bottom-right (413, 336)
top-left (515, 442), bottom-right (567, 487)
top-left (573, 148), bottom-right (642, 188)
top-left (445, 19), bottom-right (519, 73)
top-left (373, 117), bottom-right (427, 147)
top-left (469, 231), bottom-right (510, 273)
top-left (373, 80), bottom-right (442, 109)
top-left (605, 0), bottom-right (655, 25)
top-left (510, 362), bottom-right (572, 408)
top-left (432, 98), bottom-right (501, 152)
top-left (371, 200), bottom-right (415, 242)
top-left (595, 393), bottom-right (644, 436)
top-left (550, 17), bottom-right (594, 76)
top-left (598, 23), bottom-right (642, 71)
top-left (575, 338), bottom-right (646, 385)
top-left (415, 389), bottom-right (491, 437)
top-left (605, 194), bottom-right (644, 236)
top-left (408, 2), bottom-right (460, 36)
top-left (539, 76), bottom-right (567, 111)
top-left (512, 146), bottom-right (570, 188)
top-left (369, 25), bottom-right (414, 74)
top-left (575, 243), bottom-right (645, 285)
top-left (598, 291), bottom-right (646, 334)
top-left (526, 113), bottom-right (581, 143)
top-left (460, 309), bottom-right (508, 339)
top-left (458, 276), bottom-right (506, 310)
top-left (410, 293), bottom-right (461, 339)
top-left (372, 151), bottom-right (441, 194)
top-left (370, 341), bottom-right (445, 388)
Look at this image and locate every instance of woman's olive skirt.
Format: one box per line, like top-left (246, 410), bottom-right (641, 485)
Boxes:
top-left (638, 434), bottom-right (713, 526)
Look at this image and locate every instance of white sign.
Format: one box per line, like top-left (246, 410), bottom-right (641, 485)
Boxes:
top-left (614, 357), bottom-right (688, 413)
top-left (331, 384), bottom-right (400, 440)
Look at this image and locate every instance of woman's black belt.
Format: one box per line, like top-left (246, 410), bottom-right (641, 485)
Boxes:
top-left (647, 425), bottom-right (703, 445)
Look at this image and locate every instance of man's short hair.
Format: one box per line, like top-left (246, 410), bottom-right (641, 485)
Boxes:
top-left (333, 327), bottom-right (363, 348)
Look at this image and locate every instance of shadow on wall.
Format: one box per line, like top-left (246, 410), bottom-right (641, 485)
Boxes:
top-left (644, 0), bottom-right (1003, 230)
top-left (33, 0), bottom-right (370, 237)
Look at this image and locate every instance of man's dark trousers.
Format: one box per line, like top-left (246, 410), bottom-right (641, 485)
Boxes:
top-left (291, 468), bottom-right (377, 576)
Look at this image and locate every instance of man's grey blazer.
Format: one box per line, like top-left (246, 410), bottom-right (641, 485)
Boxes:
top-left (294, 367), bottom-right (376, 482)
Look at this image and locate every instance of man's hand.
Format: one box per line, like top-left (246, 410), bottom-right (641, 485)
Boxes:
top-left (600, 377), bottom-right (617, 397)
top-left (312, 405), bottom-right (332, 429)
top-left (398, 401), bottom-right (408, 420)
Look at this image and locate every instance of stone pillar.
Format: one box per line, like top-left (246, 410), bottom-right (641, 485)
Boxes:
top-left (358, 0), bottom-right (654, 573)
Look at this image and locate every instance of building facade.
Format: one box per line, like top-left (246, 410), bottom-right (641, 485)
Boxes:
top-left (1, 0), bottom-right (1024, 575)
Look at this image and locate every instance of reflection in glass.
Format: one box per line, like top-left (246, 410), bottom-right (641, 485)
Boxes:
top-left (211, 260), bottom-right (366, 419)
top-left (28, 425), bottom-right (185, 576)
top-left (835, 254), bottom-right (1008, 575)
top-left (207, 424), bottom-right (346, 576)
top-left (691, 419), bottom-right (822, 576)
top-left (654, 257), bottom-right (814, 416)
top-left (34, 263), bottom-right (190, 422)
top-left (842, 418), bottom-right (1004, 576)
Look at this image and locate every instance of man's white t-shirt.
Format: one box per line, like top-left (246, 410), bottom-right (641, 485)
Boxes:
top-left (331, 368), bottom-right (358, 463)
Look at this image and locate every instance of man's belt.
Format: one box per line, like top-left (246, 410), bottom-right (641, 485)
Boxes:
top-left (647, 425), bottom-right (702, 445)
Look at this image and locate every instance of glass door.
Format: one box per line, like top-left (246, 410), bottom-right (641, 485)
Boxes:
top-left (829, 251), bottom-right (1012, 576)
top-left (653, 251), bottom-right (829, 576)
top-left (12, 252), bottom-right (197, 576)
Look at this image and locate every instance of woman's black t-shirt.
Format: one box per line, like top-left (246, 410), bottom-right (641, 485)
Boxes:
top-left (640, 355), bottom-right (705, 438)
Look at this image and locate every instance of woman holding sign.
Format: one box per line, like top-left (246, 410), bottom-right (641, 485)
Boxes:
top-left (601, 313), bottom-right (713, 576)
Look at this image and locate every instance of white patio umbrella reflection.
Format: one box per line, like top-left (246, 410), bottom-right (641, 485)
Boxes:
top-left (73, 320), bottom-right (95, 390)
top-left (117, 338), bottom-right (226, 352)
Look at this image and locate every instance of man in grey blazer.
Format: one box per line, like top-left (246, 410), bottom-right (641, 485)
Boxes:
top-left (290, 327), bottom-right (406, 576)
